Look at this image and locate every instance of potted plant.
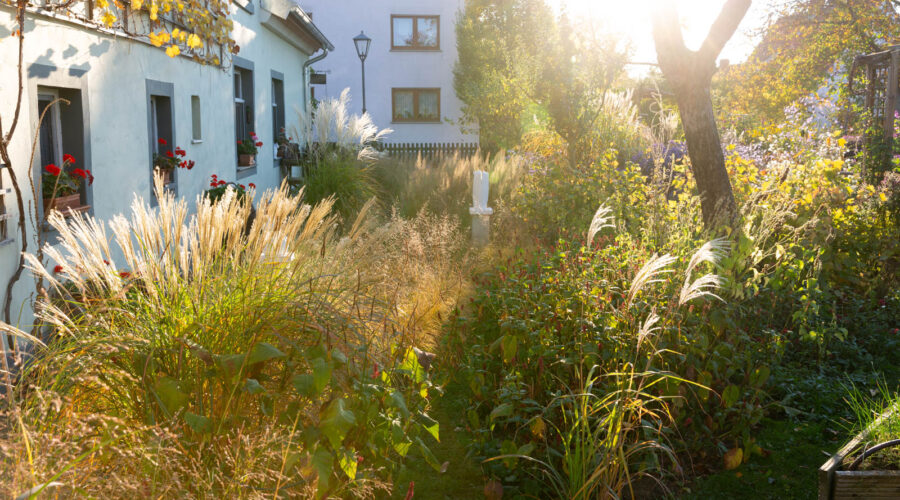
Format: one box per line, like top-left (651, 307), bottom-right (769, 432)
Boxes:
top-left (153, 139), bottom-right (193, 184)
top-left (819, 386), bottom-right (900, 499)
top-left (238, 132), bottom-right (262, 167)
top-left (42, 154), bottom-right (93, 215)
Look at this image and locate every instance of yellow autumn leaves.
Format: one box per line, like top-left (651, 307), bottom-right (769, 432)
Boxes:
top-left (151, 28), bottom-right (203, 57)
top-left (85, 0), bottom-right (227, 65)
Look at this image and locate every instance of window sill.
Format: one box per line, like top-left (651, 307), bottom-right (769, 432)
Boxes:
top-left (236, 165), bottom-right (257, 179)
top-left (191, 139), bottom-right (203, 144)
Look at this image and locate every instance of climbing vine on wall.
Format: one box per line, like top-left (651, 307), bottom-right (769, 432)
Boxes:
top-left (1, 0), bottom-right (236, 66)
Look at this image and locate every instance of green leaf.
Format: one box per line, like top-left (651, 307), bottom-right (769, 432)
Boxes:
top-left (247, 342), bottom-right (286, 365)
top-left (749, 366), bottom-right (770, 389)
top-left (312, 358), bottom-right (333, 394)
top-left (390, 391), bottom-right (410, 418)
top-left (243, 378), bottom-right (265, 395)
top-left (311, 447), bottom-right (333, 500)
top-left (153, 376), bottom-right (188, 415)
top-left (501, 335), bottom-right (518, 363)
top-left (399, 348), bottom-right (425, 383)
top-left (419, 412), bottom-right (440, 443)
top-left (338, 450), bottom-right (358, 479)
top-left (184, 412), bottom-right (213, 434)
top-left (490, 403), bottom-right (514, 421)
top-left (722, 385), bottom-right (741, 408)
top-left (320, 399), bottom-right (356, 449)
top-left (416, 436), bottom-right (443, 472)
top-left (292, 374), bottom-right (317, 398)
top-left (215, 353), bottom-right (246, 377)
top-left (260, 395), bottom-right (274, 416)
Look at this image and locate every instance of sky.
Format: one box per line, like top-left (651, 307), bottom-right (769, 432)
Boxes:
top-left (550, 0), bottom-right (779, 73)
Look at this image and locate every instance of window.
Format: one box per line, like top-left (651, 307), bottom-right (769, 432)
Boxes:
top-left (392, 88), bottom-right (440, 123)
top-left (391, 15), bottom-right (439, 50)
top-left (272, 76), bottom-right (285, 157)
top-left (147, 79), bottom-right (176, 198)
top-left (234, 64), bottom-right (255, 168)
top-left (191, 95), bottom-right (202, 142)
top-left (37, 86), bottom-right (90, 215)
top-left (150, 94), bottom-right (174, 186)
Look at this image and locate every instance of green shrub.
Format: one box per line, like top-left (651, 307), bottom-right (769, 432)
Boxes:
top-left (5, 182), bottom-right (466, 498)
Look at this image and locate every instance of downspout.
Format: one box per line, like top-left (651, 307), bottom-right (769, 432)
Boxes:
top-left (303, 49), bottom-right (329, 112)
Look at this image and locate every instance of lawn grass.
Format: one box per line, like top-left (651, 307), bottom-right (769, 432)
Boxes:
top-left (390, 383), bottom-right (485, 499)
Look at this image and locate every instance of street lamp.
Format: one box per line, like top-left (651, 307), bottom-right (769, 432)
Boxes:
top-left (353, 30), bottom-right (372, 114)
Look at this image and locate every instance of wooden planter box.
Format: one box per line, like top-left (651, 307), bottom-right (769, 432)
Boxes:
top-left (43, 193), bottom-right (89, 216)
top-left (238, 154), bottom-right (256, 167)
top-left (819, 405), bottom-right (900, 499)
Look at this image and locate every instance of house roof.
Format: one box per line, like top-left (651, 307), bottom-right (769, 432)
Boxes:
top-left (261, 0), bottom-right (333, 52)
top-left (288, 4), bottom-right (334, 51)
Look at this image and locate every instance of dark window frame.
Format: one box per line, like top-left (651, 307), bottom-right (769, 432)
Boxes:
top-left (146, 79), bottom-right (176, 202)
top-left (391, 88), bottom-right (441, 123)
top-left (390, 15), bottom-right (440, 51)
top-left (233, 56), bottom-right (256, 179)
top-left (271, 70), bottom-right (285, 163)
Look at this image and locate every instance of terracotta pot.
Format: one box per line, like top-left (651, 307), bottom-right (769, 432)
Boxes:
top-left (161, 168), bottom-right (174, 185)
top-left (43, 193), bottom-right (82, 214)
top-left (239, 154), bottom-right (256, 167)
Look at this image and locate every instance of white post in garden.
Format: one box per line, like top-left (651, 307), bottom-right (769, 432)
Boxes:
top-left (470, 170), bottom-right (493, 246)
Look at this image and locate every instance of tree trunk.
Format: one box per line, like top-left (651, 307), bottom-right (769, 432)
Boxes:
top-left (674, 82), bottom-right (736, 224)
top-left (652, 0), bottom-right (751, 227)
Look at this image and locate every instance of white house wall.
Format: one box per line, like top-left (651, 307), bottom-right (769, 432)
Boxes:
top-left (0, 2), bottom-right (323, 332)
top-left (301, 0), bottom-right (477, 145)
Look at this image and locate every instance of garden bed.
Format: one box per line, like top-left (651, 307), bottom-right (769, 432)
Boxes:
top-left (819, 404), bottom-right (900, 499)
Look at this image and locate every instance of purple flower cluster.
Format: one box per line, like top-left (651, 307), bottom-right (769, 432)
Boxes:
top-left (631, 140), bottom-right (687, 176)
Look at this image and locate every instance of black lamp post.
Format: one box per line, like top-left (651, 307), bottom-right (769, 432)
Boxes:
top-left (353, 31), bottom-right (372, 114)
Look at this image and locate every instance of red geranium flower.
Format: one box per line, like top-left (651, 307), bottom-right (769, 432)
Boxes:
top-left (45, 164), bottom-right (61, 176)
top-left (175, 147), bottom-right (186, 157)
top-left (255, 141), bottom-right (263, 147)
top-left (249, 131), bottom-right (256, 137)
top-left (236, 140), bottom-right (242, 145)
top-left (210, 182), bottom-right (217, 188)
top-left (158, 138), bottom-right (167, 146)
top-left (165, 150), bottom-right (174, 158)
top-left (103, 260), bottom-right (110, 265)
top-left (63, 154), bottom-right (76, 164)
top-left (119, 271), bottom-right (131, 278)
top-left (217, 180), bottom-right (226, 186)
top-left (248, 183), bottom-right (256, 189)
top-left (239, 184), bottom-right (246, 190)
top-left (72, 168), bottom-right (87, 179)
top-left (86, 170), bottom-right (94, 185)
top-left (53, 265), bottom-right (63, 274)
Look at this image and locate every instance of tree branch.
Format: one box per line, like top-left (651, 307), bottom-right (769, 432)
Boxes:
top-left (698, 0), bottom-right (752, 64)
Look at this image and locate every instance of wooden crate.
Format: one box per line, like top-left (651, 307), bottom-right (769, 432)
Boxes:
top-left (819, 405), bottom-right (900, 499)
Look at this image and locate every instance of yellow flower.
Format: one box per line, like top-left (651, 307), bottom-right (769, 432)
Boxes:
top-left (187, 33), bottom-right (202, 49)
top-left (148, 31), bottom-right (170, 47)
top-left (131, 0), bottom-right (142, 9)
top-left (100, 10), bottom-right (117, 26)
top-left (150, 3), bottom-right (158, 20)
top-left (97, 0), bottom-right (108, 8)
top-left (165, 44), bottom-right (181, 57)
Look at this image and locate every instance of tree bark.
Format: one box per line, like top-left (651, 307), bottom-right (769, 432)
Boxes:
top-left (674, 80), bottom-right (737, 224)
top-left (652, 0), bottom-right (750, 226)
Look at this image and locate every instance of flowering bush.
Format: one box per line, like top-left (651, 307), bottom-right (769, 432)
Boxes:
top-left (204, 174), bottom-right (254, 203)
top-left (41, 154), bottom-right (93, 198)
top-left (152, 139), bottom-right (194, 171)
top-left (237, 131), bottom-right (263, 156)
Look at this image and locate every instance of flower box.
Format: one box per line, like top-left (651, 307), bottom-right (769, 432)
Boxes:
top-left (43, 193), bottom-right (87, 216)
top-left (819, 405), bottom-right (900, 499)
top-left (238, 154), bottom-right (256, 167)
